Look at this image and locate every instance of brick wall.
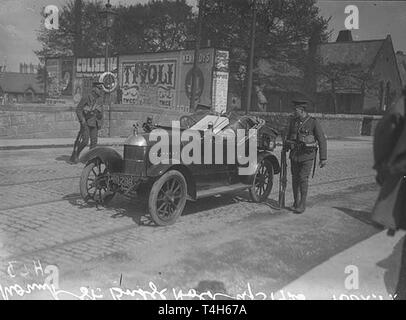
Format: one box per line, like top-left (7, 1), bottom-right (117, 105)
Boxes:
top-left (0, 104), bottom-right (382, 139)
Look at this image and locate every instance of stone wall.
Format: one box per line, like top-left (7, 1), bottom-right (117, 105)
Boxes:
top-left (0, 104), bottom-right (185, 139)
top-left (0, 105), bottom-right (79, 139)
top-left (0, 103), bottom-right (382, 139)
top-left (249, 112), bottom-right (382, 138)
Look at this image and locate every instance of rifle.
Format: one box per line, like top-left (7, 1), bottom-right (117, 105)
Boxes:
top-left (278, 134), bottom-right (288, 208)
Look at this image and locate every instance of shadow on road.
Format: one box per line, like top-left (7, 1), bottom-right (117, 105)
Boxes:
top-left (333, 207), bottom-right (384, 230)
top-left (194, 280), bottom-right (233, 300)
top-left (377, 234), bottom-right (406, 300)
top-left (62, 191), bottom-right (258, 228)
top-left (55, 155), bottom-right (73, 164)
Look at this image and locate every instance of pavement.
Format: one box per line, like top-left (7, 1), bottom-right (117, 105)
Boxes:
top-left (0, 137), bottom-right (125, 150)
top-left (0, 135), bottom-right (373, 150)
top-left (276, 229), bottom-right (406, 300)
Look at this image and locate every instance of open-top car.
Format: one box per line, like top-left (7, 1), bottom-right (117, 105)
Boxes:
top-left (79, 110), bottom-right (280, 226)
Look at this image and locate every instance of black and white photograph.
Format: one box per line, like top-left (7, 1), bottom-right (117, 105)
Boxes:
top-left (0, 0), bottom-right (406, 306)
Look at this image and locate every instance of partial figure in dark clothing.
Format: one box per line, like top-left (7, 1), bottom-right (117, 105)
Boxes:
top-left (372, 90), bottom-right (406, 300)
top-left (284, 100), bottom-right (328, 213)
top-left (69, 82), bottom-right (104, 164)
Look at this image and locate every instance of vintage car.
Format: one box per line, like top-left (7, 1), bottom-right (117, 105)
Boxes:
top-left (79, 110), bottom-right (280, 226)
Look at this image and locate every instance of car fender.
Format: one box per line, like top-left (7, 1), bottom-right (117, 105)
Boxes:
top-left (147, 163), bottom-right (196, 199)
top-left (259, 151), bottom-right (281, 175)
top-left (79, 147), bottom-right (123, 171)
top-left (243, 151), bottom-right (281, 185)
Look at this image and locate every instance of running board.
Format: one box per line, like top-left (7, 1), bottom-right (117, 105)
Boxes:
top-left (196, 183), bottom-right (249, 199)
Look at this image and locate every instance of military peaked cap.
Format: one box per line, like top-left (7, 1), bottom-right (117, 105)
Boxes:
top-left (292, 100), bottom-right (309, 110)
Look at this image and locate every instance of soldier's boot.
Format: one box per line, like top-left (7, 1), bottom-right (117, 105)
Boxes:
top-left (290, 179), bottom-right (300, 211)
top-left (295, 181), bottom-right (309, 214)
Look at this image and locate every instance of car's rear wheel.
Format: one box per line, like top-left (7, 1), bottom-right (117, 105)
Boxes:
top-left (148, 170), bottom-right (187, 226)
top-left (80, 159), bottom-right (115, 205)
top-left (249, 159), bottom-right (274, 202)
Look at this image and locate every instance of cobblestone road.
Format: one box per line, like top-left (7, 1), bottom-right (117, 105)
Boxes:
top-left (0, 138), bottom-right (381, 298)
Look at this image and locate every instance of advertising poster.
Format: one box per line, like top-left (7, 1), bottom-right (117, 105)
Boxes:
top-left (121, 60), bottom-right (177, 108)
top-left (45, 58), bottom-right (60, 98)
top-left (180, 48), bottom-right (215, 109)
top-left (212, 71), bottom-right (229, 113)
top-left (76, 57), bottom-right (118, 78)
top-left (61, 59), bottom-right (74, 96)
top-left (215, 50), bottom-right (230, 72)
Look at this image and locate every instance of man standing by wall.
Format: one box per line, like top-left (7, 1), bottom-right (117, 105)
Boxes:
top-left (284, 100), bottom-right (328, 213)
top-left (69, 82), bottom-right (104, 164)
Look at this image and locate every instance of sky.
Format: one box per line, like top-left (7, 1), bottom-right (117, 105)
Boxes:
top-left (0, 0), bottom-right (406, 71)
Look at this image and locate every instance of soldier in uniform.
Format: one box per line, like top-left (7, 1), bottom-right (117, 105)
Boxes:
top-left (69, 82), bottom-right (104, 164)
top-left (284, 100), bottom-right (328, 213)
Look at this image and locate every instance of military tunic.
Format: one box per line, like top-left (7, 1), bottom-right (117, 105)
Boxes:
top-left (76, 94), bottom-right (104, 129)
top-left (287, 115), bottom-right (327, 163)
top-left (286, 115), bottom-right (328, 204)
top-left (75, 93), bottom-right (103, 150)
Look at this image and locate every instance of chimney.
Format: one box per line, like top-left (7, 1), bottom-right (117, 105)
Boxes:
top-left (336, 30), bottom-right (353, 42)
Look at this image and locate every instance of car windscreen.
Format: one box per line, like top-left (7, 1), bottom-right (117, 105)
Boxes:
top-left (190, 115), bottom-right (230, 134)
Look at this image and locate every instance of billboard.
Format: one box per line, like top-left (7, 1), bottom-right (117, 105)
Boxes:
top-left (45, 49), bottom-right (229, 110)
top-left (180, 49), bottom-right (214, 110)
top-left (45, 57), bottom-right (74, 98)
top-left (76, 57), bottom-right (118, 78)
top-left (119, 48), bottom-right (228, 112)
top-left (61, 59), bottom-right (73, 96)
top-left (121, 60), bottom-right (177, 108)
top-left (212, 71), bottom-right (229, 113)
top-left (45, 58), bottom-right (60, 98)
top-left (74, 56), bottom-right (118, 100)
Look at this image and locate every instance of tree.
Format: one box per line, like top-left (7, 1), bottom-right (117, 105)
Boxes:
top-left (200, 0), bottom-right (330, 106)
top-left (111, 0), bottom-right (194, 54)
top-left (36, 0), bottom-right (194, 61)
top-left (36, 0), bottom-right (106, 60)
top-left (316, 62), bottom-right (382, 114)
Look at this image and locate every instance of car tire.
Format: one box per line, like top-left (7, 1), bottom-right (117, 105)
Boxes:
top-left (79, 159), bottom-right (115, 205)
top-left (148, 170), bottom-right (188, 226)
top-left (249, 159), bottom-right (274, 202)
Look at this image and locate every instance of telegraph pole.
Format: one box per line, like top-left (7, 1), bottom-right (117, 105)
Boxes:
top-left (73, 0), bottom-right (83, 56)
top-left (190, 0), bottom-right (205, 112)
top-left (246, 0), bottom-right (258, 115)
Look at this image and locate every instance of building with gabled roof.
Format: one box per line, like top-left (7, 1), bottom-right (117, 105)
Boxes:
top-left (396, 51), bottom-right (406, 86)
top-left (0, 72), bottom-right (45, 104)
top-left (247, 30), bottom-right (403, 114)
top-left (315, 31), bottom-right (403, 114)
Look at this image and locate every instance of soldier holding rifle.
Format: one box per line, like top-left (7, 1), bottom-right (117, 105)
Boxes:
top-left (69, 82), bottom-right (104, 164)
top-left (283, 100), bottom-right (328, 213)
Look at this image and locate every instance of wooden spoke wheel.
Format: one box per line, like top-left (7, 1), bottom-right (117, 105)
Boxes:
top-left (148, 170), bottom-right (187, 226)
top-left (249, 159), bottom-right (274, 202)
top-left (79, 160), bottom-right (115, 205)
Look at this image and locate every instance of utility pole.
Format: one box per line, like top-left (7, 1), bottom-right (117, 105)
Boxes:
top-left (100, 0), bottom-right (115, 137)
top-left (73, 0), bottom-right (83, 56)
top-left (246, 0), bottom-right (258, 115)
top-left (190, 0), bottom-right (205, 112)
top-left (404, 86), bottom-right (406, 116)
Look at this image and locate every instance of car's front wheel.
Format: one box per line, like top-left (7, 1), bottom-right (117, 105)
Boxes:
top-left (79, 159), bottom-right (115, 205)
top-left (148, 170), bottom-right (187, 226)
top-left (249, 159), bottom-right (274, 202)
